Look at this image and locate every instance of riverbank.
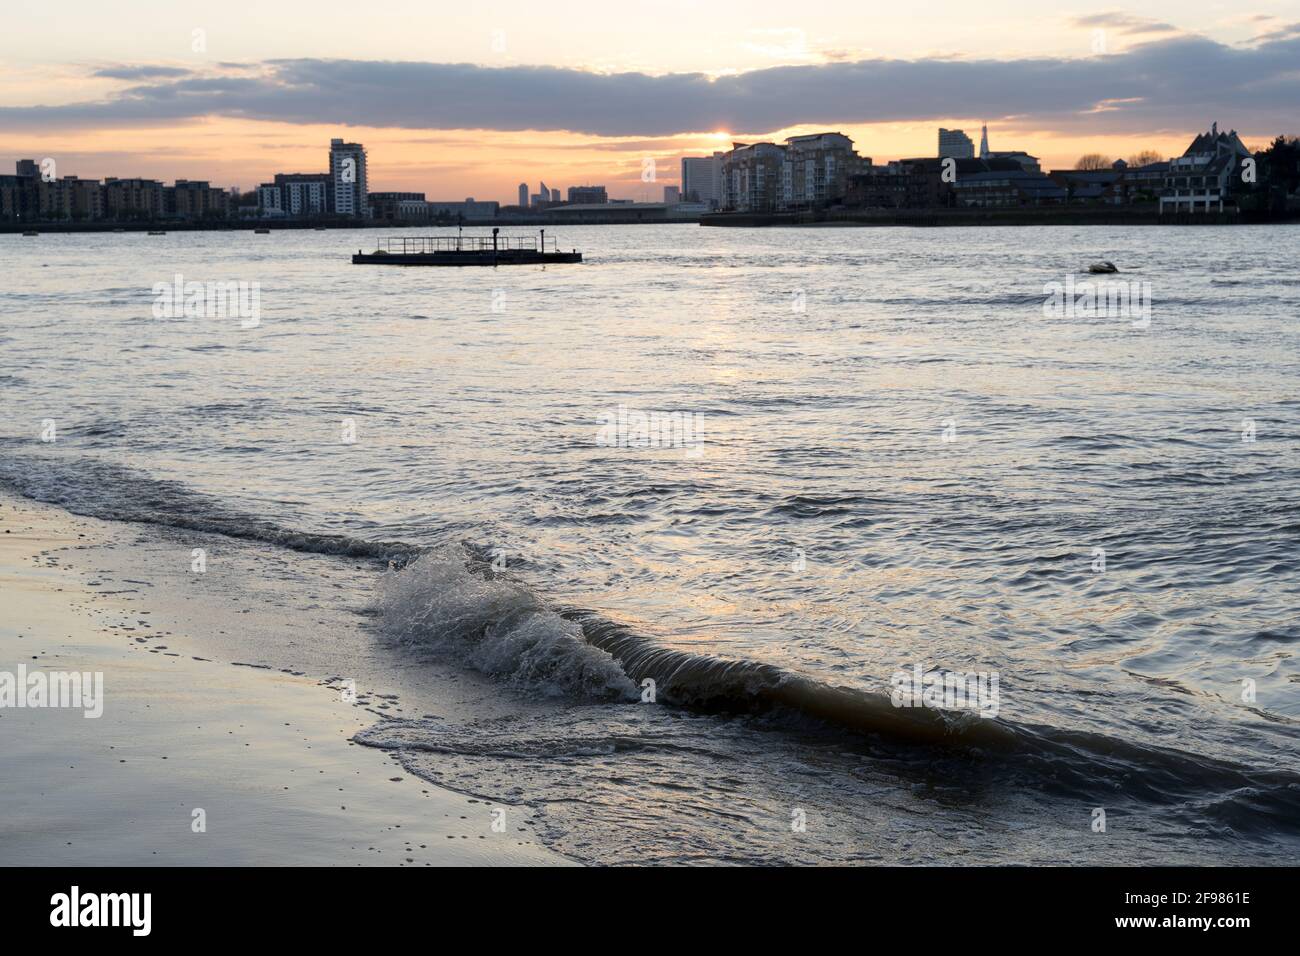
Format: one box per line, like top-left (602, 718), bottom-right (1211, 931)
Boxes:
top-left (0, 216), bottom-right (698, 234)
top-left (700, 207), bottom-right (1300, 227)
top-left (0, 493), bottom-right (572, 867)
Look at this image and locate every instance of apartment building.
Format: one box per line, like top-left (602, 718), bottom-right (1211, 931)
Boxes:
top-left (275, 173), bottom-right (330, 216)
top-left (1, 160), bottom-right (39, 220)
top-left (37, 178), bottom-right (73, 219)
top-left (257, 184), bottom-right (284, 215)
top-left (167, 180), bottom-right (229, 219)
top-left (104, 178), bottom-right (165, 220)
top-left (329, 138), bottom-right (369, 217)
top-left (781, 133), bottom-right (862, 209)
top-left (720, 142), bottom-right (785, 212)
top-left (720, 134), bottom-right (863, 212)
top-left (63, 177), bottom-right (105, 220)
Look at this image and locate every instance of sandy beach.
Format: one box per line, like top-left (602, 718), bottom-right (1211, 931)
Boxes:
top-left (0, 493), bottom-right (572, 866)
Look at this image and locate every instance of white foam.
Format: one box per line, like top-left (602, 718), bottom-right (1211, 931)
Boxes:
top-left (376, 547), bottom-right (637, 701)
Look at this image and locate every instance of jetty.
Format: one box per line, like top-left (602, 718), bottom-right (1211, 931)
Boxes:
top-left (352, 229), bottom-right (581, 266)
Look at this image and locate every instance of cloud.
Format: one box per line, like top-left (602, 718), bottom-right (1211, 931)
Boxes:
top-left (92, 65), bottom-right (194, 80)
top-left (4, 33), bottom-right (1299, 139)
top-left (1070, 12), bottom-right (1180, 35)
top-left (1251, 21), bottom-right (1300, 42)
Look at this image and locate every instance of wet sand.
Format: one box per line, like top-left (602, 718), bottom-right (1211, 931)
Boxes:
top-left (0, 494), bottom-right (573, 866)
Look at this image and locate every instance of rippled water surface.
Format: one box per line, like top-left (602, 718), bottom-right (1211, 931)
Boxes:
top-left (3, 224), bottom-right (1298, 863)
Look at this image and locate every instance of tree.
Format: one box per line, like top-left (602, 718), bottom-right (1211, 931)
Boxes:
top-left (1126, 150), bottom-right (1164, 167)
top-left (1075, 154), bottom-right (1113, 170)
top-left (1257, 136), bottom-right (1300, 213)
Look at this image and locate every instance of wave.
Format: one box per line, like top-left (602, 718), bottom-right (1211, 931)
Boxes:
top-left (0, 453), bottom-right (421, 565)
top-left (378, 548), bottom-right (1300, 829)
top-left (4, 451), bottom-right (1299, 827)
top-left (377, 548), bottom-right (637, 700)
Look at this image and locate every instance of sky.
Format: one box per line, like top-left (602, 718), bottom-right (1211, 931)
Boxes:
top-left (1, 0), bottom-right (1298, 201)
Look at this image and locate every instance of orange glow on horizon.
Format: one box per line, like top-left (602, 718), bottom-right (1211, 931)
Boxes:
top-left (0, 115), bottom-right (1223, 203)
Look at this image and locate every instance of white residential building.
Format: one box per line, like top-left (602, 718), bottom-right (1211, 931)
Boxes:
top-left (283, 179), bottom-right (328, 216)
top-left (719, 133), bottom-right (863, 212)
top-left (329, 138), bottom-right (368, 217)
top-left (780, 132), bottom-right (860, 208)
top-left (256, 184), bottom-right (283, 214)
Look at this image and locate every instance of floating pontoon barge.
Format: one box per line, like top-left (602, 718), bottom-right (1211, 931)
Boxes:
top-left (352, 229), bottom-right (581, 266)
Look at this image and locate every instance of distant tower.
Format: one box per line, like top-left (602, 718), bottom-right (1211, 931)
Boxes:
top-left (979, 124), bottom-right (990, 160)
top-left (518, 183), bottom-right (528, 208)
top-left (550, 187), bottom-right (560, 203)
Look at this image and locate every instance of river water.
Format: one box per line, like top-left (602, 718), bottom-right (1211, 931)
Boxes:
top-left (2, 223), bottom-right (1297, 863)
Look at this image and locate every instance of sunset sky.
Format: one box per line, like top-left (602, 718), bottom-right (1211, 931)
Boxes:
top-left (1, 0), bottom-right (1298, 200)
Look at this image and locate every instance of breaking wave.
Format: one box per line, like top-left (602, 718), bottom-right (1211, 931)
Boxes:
top-left (376, 548), bottom-right (637, 700)
top-left (5, 450), bottom-right (1300, 830)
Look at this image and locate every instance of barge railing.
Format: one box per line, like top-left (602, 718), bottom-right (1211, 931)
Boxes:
top-left (376, 233), bottom-right (565, 255)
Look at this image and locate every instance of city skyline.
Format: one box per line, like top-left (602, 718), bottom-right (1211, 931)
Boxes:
top-left (0, 119), bottom-right (1278, 211)
top-left (2, 118), bottom-right (1285, 224)
top-left (1, 3), bottom-right (1297, 200)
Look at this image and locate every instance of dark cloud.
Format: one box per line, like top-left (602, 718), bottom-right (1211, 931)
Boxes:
top-left (93, 65), bottom-right (193, 80)
top-left (6, 34), bottom-right (1299, 139)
